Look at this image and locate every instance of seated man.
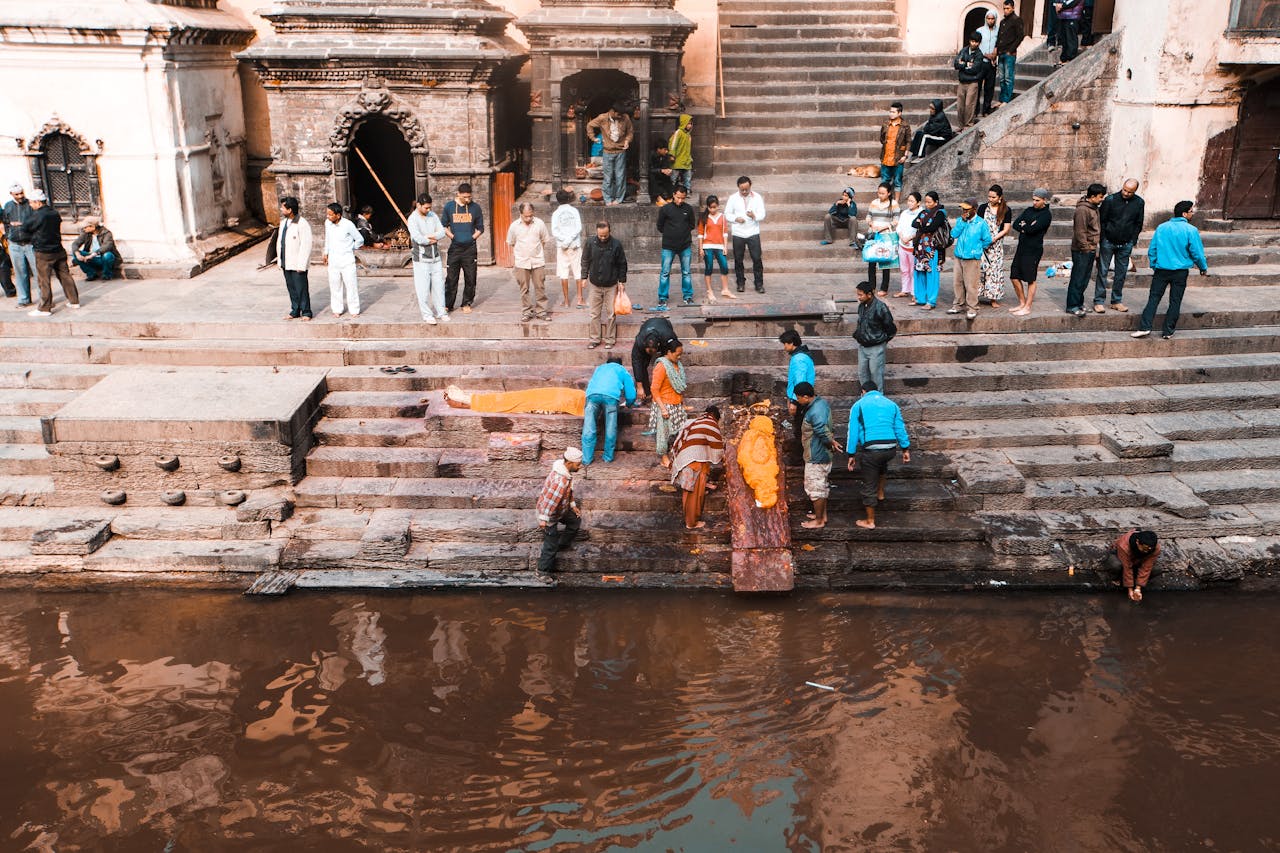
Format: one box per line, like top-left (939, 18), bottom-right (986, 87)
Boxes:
top-left (908, 99), bottom-right (955, 162)
top-left (821, 188), bottom-right (858, 246)
top-left (443, 385), bottom-right (586, 416)
top-left (650, 140), bottom-right (675, 204)
top-left (71, 217), bottom-right (120, 281)
top-left (355, 206), bottom-right (382, 248)
top-left (1102, 528), bottom-right (1160, 602)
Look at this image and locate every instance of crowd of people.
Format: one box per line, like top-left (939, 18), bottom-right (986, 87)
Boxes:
top-left (3, 183), bottom-right (113, 315)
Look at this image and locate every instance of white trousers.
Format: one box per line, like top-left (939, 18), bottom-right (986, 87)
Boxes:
top-left (328, 259), bottom-right (360, 315)
top-left (413, 259), bottom-right (446, 319)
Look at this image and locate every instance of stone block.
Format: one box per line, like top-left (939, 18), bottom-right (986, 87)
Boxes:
top-left (30, 517), bottom-right (113, 555)
top-left (223, 520), bottom-right (272, 540)
top-left (1128, 474), bottom-right (1210, 519)
top-left (236, 494), bottom-right (295, 523)
top-left (488, 432), bottom-right (542, 462)
top-left (953, 450), bottom-right (1024, 494)
top-left (358, 509), bottom-right (414, 559)
top-left (1177, 537), bottom-right (1242, 582)
top-left (1215, 535), bottom-right (1280, 573)
top-left (1092, 415), bottom-right (1173, 459)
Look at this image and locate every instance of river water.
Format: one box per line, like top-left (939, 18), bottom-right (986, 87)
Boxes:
top-left (0, 590), bottom-right (1275, 852)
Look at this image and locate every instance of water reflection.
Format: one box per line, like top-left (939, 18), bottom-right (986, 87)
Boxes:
top-left (0, 590), bottom-right (1276, 851)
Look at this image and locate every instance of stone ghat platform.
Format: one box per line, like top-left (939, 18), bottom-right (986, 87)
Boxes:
top-left (0, 251), bottom-right (1278, 593)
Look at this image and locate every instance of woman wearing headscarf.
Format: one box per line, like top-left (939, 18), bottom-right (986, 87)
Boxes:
top-left (909, 99), bottom-right (955, 161)
top-left (649, 339), bottom-right (688, 468)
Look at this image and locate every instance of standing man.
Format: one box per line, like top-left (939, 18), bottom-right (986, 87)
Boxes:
top-left (277, 196), bottom-right (313, 321)
top-left (946, 199), bottom-right (992, 321)
top-left (582, 355), bottom-right (637, 465)
top-left (853, 281), bottom-right (898, 391)
top-left (23, 190), bottom-right (80, 316)
top-left (536, 446), bottom-right (584, 574)
top-left (586, 102), bottom-right (634, 206)
top-left (407, 193), bottom-right (448, 324)
top-left (953, 32), bottom-right (986, 128)
top-left (1065, 183), bottom-right (1106, 317)
top-left (322, 203), bottom-right (365, 317)
top-left (506, 202), bottom-right (551, 323)
top-left (846, 381), bottom-right (911, 531)
top-left (1132, 200), bottom-right (1208, 340)
top-left (442, 182), bottom-right (484, 314)
top-left (878, 103), bottom-right (910, 203)
top-left (780, 330), bottom-right (816, 411)
top-left (551, 188), bottom-right (585, 308)
top-left (1094, 179), bottom-right (1145, 313)
top-left (3, 184), bottom-right (36, 307)
top-left (724, 176), bottom-right (766, 294)
top-left (792, 383), bottom-right (842, 530)
top-left (976, 10), bottom-right (1000, 117)
top-left (1054, 0), bottom-right (1083, 63)
top-left (70, 217), bottom-right (120, 281)
top-left (668, 114), bottom-right (693, 193)
top-left (631, 316), bottom-right (677, 402)
top-left (582, 220), bottom-right (628, 350)
top-left (656, 186), bottom-right (696, 309)
top-left (995, 0), bottom-right (1026, 106)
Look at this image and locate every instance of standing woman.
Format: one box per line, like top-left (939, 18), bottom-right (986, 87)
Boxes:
top-left (697, 195), bottom-right (735, 303)
top-left (894, 191), bottom-right (922, 299)
top-left (911, 192), bottom-right (946, 310)
top-left (649, 339), bottom-right (689, 468)
top-left (1009, 188), bottom-right (1053, 315)
top-left (864, 182), bottom-right (900, 296)
top-left (977, 184), bottom-right (1012, 308)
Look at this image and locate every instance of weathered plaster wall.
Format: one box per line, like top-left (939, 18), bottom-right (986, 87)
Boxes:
top-left (219, 0), bottom-right (278, 223)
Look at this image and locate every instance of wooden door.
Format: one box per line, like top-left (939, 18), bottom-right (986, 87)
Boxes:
top-left (491, 172), bottom-right (515, 267)
top-left (1226, 79), bottom-right (1280, 219)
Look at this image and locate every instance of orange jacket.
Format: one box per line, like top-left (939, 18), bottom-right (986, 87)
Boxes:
top-left (651, 360), bottom-right (683, 407)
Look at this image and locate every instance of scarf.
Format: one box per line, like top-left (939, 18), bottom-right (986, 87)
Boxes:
top-left (656, 356), bottom-right (687, 395)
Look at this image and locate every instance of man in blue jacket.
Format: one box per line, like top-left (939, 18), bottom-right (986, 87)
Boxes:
top-left (947, 198), bottom-right (992, 321)
top-left (846, 381), bottom-right (911, 530)
top-left (1131, 200), bottom-right (1208, 340)
top-left (582, 355), bottom-right (637, 464)
top-left (794, 383), bottom-right (842, 530)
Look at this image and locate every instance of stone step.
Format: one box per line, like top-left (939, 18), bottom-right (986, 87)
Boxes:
top-left (725, 67), bottom-right (952, 83)
top-left (719, 36), bottom-right (902, 53)
top-left (306, 446), bottom-right (441, 478)
top-left (923, 416), bottom-right (1100, 450)
top-left (720, 52), bottom-right (940, 69)
top-left (1168, 438), bottom-right (1280, 472)
top-left (82, 538), bottom-right (282, 574)
top-left (1143, 408), bottom-right (1280, 441)
top-left (0, 444), bottom-right (51, 475)
top-left (0, 389), bottom-right (80, 417)
top-left (107, 507), bottom-right (242, 540)
top-left (797, 539), bottom-right (997, 576)
top-left (0, 475), bottom-right (54, 506)
top-left (1175, 469), bottom-right (1280, 504)
top-left (720, 23), bottom-right (900, 40)
top-left (0, 338), bottom-right (98, 364)
top-left (0, 364), bottom-right (109, 390)
top-left (0, 416), bottom-right (44, 443)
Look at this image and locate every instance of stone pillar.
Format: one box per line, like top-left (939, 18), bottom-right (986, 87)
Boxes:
top-left (413, 152), bottom-right (430, 199)
top-left (551, 84), bottom-right (563, 187)
top-left (332, 151), bottom-right (350, 211)
top-left (636, 80), bottom-right (651, 204)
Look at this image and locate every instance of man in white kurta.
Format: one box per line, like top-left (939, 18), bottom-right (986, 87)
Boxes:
top-left (323, 203), bottom-right (365, 316)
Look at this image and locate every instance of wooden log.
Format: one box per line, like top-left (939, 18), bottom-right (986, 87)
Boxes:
top-left (724, 405), bottom-right (794, 592)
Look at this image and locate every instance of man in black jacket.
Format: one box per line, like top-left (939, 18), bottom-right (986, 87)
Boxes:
top-left (22, 190), bottom-right (79, 316)
top-left (582, 221), bottom-right (627, 349)
top-left (656, 186), bottom-right (696, 309)
top-left (631, 316), bottom-right (677, 402)
top-left (853, 281), bottom-right (896, 393)
top-left (1094, 179), bottom-right (1144, 313)
top-left (953, 33), bottom-right (987, 127)
top-left (995, 0), bottom-right (1026, 106)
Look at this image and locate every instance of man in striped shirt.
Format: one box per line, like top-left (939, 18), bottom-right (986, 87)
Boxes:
top-left (536, 446), bottom-right (584, 573)
top-left (669, 406), bottom-right (725, 529)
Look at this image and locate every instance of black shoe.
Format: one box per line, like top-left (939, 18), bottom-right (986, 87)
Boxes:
top-left (755, 287), bottom-right (765, 293)
top-left (736, 286), bottom-right (745, 293)
top-left (1161, 333), bottom-right (1175, 340)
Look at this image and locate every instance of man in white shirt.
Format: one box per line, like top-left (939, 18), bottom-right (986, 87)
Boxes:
top-left (551, 188), bottom-right (585, 308)
top-left (977, 10), bottom-right (1000, 117)
top-left (506, 202), bottom-right (552, 321)
top-left (723, 175), bottom-right (767, 293)
top-left (407, 193), bottom-right (448, 325)
top-left (322, 203), bottom-right (365, 317)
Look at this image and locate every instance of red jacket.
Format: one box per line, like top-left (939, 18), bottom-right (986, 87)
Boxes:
top-left (1113, 529), bottom-right (1159, 589)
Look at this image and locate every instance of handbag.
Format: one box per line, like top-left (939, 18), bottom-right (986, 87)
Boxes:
top-left (614, 285), bottom-right (632, 315)
top-left (860, 231), bottom-right (900, 267)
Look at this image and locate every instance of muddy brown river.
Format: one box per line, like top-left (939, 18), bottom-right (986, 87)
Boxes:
top-left (0, 590), bottom-right (1275, 851)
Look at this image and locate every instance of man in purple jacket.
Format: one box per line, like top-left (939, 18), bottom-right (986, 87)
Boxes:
top-left (1054, 0), bottom-right (1083, 62)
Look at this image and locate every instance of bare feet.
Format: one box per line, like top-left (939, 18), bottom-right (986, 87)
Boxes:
top-left (989, 301), bottom-right (1001, 309)
top-left (855, 519), bottom-right (876, 529)
top-left (686, 521), bottom-right (707, 530)
top-left (660, 454), bottom-right (672, 469)
top-left (443, 385), bottom-right (472, 409)
top-left (801, 519), bottom-right (826, 529)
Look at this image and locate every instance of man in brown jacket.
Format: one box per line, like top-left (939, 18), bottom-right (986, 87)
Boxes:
top-left (586, 102), bottom-right (634, 206)
top-left (878, 102), bottom-right (911, 203)
top-left (1102, 529), bottom-right (1159, 602)
top-left (1065, 182), bottom-right (1105, 316)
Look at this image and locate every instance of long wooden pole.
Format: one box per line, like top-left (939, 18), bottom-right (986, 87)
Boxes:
top-left (717, 28), bottom-right (726, 120)
top-left (351, 144), bottom-right (411, 229)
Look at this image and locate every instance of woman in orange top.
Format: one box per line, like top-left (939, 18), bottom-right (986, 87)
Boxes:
top-left (648, 340), bottom-right (688, 468)
top-left (697, 196), bottom-right (736, 304)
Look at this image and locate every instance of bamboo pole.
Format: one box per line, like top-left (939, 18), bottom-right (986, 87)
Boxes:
top-left (717, 28), bottom-right (726, 120)
top-left (351, 145), bottom-right (411, 229)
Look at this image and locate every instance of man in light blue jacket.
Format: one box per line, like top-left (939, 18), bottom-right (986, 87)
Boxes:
top-left (947, 198), bottom-right (992, 321)
top-left (582, 355), bottom-right (637, 465)
top-left (846, 381), bottom-right (911, 530)
top-left (1131, 200), bottom-right (1208, 340)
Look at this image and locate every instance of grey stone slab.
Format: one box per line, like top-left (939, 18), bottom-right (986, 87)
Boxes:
top-left (953, 450), bottom-right (1024, 494)
top-left (1215, 535), bottom-right (1280, 573)
top-left (1004, 444), bottom-right (1171, 477)
top-left (1092, 415), bottom-right (1174, 458)
top-left (1170, 437), bottom-right (1280, 471)
top-left (1025, 476), bottom-right (1146, 511)
top-left (358, 509), bottom-right (414, 559)
top-left (83, 540), bottom-right (282, 573)
top-left (236, 494), bottom-right (295, 523)
top-left (1128, 474), bottom-right (1211, 519)
top-left (1176, 469), bottom-right (1280, 504)
top-left (293, 567), bottom-right (553, 589)
top-left (223, 520), bottom-right (272, 540)
top-left (1177, 537), bottom-right (1242, 582)
top-left (487, 432), bottom-right (542, 462)
top-left (30, 517), bottom-right (113, 556)
top-left (1238, 408), bottom-right (1280, 436)
top-left (1143, 410), bottom-right (1251, 441)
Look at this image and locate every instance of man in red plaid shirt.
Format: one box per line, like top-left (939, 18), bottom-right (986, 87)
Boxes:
top-left (537, 446), bottom-right (584, 573)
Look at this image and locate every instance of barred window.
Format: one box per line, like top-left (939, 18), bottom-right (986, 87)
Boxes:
top-left (36, 132), bottom-right (100, 220)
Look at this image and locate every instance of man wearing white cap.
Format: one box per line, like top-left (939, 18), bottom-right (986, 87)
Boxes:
top-left (3, 184), bottom-right (37, 306)
top-left (22, 189), bottom-right (79, 316)
top-left (71, 217), bottom-right (120, 281)
top-left (535, 446), bottom-right (584, 573)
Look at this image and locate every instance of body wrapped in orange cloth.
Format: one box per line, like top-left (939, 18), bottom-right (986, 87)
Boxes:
top-left (737, 415), bottom-right (780, 508)
top-left (444, 385), bottom-right (586, 416)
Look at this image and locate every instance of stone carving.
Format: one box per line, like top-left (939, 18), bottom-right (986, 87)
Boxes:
top-left (19, 116), bottom-right (102, 154)
top-left (330, 86), bottom-right (428, 150)
top-left (530, 90), bottom-right (543, 108)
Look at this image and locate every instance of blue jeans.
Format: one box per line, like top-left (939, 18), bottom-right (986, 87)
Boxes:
top-left (9, 241), bottom-right (34, 304)
top-left (671, 168), bottom-right (691, 192)
top-left (582, 393), bottom-right (620, 463)
top-left (659, 247), bottom-right (693, 302)
top-left (703, 248), bottom-right (728, 276)
top-left (601, 151), bottom-right (626, 203)
top-left (74, 251), bottom-right (119, 281)
top-left (998, 54), bottom-right (1016, 102)
top-left (879, 163), bottom-right (904, 190)
top-left (1065, 250), bottom-right (1096, 312)
top-left (1094, 239), bottom-right (1133, 305)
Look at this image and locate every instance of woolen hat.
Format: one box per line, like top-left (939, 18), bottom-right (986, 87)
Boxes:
top-left (1033, 187), bottom-right (1051, 200)
top-left (563, 446), bottom-right (583, 463)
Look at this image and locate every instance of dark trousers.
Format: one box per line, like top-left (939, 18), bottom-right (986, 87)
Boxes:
top-left (867, 261), bottom-right (890, 292)
top-left (0, 249), bottom-right (13, 297)
top-left (1139, 268), bottom-right (1189, 337)
top-left (910, 130), bottom-right (947, 158)
top-left (979, 62), bottom-right (996, 114)
top-left (856, 447), bottom-right (897, 506)
top-left (283, 269), bottom-right (312, 318)
top-left (732, 234), bottom-right (764, 291)
top-left (1059, 19), bottom-right (1080, 60)
top-left (1065, 249), bottom-right (1096, 312)
top-left (537, 508), bottom-right (581, 573)
top-left (445, 241), bottom-right (478, 309)
top-left (35, 250), bottom-right (79, 312)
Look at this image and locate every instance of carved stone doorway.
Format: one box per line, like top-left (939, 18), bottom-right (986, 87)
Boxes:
top-left (350, 117), bottom-right (416, 233)
top-left (563, 70), bottom-right (640, 185)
